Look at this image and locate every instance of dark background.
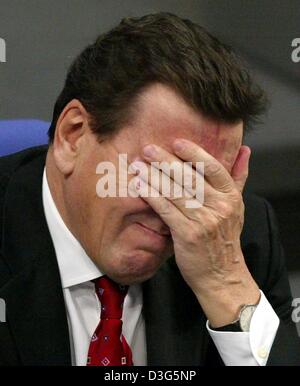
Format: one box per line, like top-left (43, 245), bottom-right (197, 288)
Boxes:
top-left (0, 0), bottom-right (299, 300)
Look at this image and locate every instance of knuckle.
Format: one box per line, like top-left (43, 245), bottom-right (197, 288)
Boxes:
top-left (204, 217), bottom-right (219, 239)
top-left (158, 199), bottom-right (172, 217)
top-left (184, 228), bottom-right (199, 246)
top-left (231, 188), bottom-right (242, 201)
top-left (189, 146), bottom-right (199, 160)
top-left (205, 162), bottom-right (220, 176)
top-left (218, 201), bottom-right (234, 219)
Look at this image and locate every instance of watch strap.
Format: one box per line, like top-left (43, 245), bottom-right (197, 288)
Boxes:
top-left (210, 319), bottom-right (242, 332)
top-left (209, 303), bottom-right (258, 332)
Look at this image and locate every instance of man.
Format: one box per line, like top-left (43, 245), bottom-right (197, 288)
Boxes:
top-left (0, 12), bottom-right (299, 366)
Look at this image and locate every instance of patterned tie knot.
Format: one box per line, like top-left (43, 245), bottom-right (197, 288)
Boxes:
top-left (95, 276), bottom-right (128, 319)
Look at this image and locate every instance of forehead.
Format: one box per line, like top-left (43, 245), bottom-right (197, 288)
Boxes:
top-left (113, 83), bottom-right (243, 157)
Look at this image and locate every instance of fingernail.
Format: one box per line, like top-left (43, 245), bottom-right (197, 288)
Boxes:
top-left (143, 145), bottom-right (156, 158)
top-left (173, 140), bottom-right (185, 152)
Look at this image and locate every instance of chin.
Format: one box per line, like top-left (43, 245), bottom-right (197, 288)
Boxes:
top-left (103, 249), bottom-right (170, 285)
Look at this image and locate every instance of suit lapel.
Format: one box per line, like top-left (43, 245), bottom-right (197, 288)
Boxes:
top-left (0, 149), bottom-right (71, 365)
top-left (142, 259), bottom-right (208, 365)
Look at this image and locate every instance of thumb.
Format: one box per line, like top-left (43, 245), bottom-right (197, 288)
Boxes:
top-left (231, 145), bottom-right (251, 192)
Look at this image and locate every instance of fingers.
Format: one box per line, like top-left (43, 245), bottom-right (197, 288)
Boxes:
top-left (141, 144), bottom-right (214, 204)
top-left (131, 139), bottom-right (246, 218)
top-left (130, 176), bottom-right (190, 233)
top-left (130, 159), bottom-right (205, 212)
top-left (142, 144), bottom-right (209, 197)
top-left (231, 145), bottom-right (251, 192)
top-left (171, 139), bottom-right (235, 193)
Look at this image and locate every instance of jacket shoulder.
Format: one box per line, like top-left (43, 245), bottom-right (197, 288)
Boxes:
top-left (0, 145), bottom-right (48, 177)
top-left (0, 144), bottom-right (47, 186)
top-left (0, 145), bottom-right (48, 241)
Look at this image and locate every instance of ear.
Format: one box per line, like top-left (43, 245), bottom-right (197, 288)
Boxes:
top-left (52, 99), bottom-right (89, 175)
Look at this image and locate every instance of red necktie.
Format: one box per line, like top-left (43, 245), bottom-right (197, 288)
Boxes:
top-left (87, 276), bottom-right (134, 366)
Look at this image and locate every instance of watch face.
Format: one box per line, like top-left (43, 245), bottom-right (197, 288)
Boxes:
top-left (240, 305), bottom-right (257, 332)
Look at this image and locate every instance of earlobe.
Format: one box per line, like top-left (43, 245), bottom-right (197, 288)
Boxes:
top-left (52, 99), bottom-right (88, 175)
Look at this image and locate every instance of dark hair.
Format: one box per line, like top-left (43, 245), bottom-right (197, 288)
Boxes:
top-left (48, 12), bottom-right (267, 142)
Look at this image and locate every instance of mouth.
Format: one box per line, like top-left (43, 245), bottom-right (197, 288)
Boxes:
top-left (135, 222), bottom-right (171, 238)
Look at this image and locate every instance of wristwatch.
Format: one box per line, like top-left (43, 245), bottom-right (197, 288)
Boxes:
top-left (211, 304), bottom-right (257, 332)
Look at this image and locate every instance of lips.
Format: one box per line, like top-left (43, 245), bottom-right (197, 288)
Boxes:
top-left (136, 222), bottom-right (171, 237)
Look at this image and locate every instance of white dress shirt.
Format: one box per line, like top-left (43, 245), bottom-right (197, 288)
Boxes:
top-left (42, 168), bottom-right (280, 366)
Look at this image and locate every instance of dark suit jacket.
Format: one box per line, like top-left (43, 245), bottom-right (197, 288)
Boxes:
top-left (0, 146), bottom-right (299, 366)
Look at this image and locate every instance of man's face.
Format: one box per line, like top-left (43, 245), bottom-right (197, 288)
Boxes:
top-left (60, 83), bottom-right (243, 285)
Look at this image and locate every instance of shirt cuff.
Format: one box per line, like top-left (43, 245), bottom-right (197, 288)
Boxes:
top-left (206, 290), bottom-right (279, 366)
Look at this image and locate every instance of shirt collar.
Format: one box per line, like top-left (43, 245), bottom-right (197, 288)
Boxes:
top-left (42, 168), bottom-right (102, 288)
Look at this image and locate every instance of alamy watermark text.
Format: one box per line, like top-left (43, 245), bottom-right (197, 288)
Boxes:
top-left (0, 298), bottom-right (6, 322)
top-left (291, 38), bottom-right (300, 63)
top-left (0, 38), bottom-right (6, 63)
